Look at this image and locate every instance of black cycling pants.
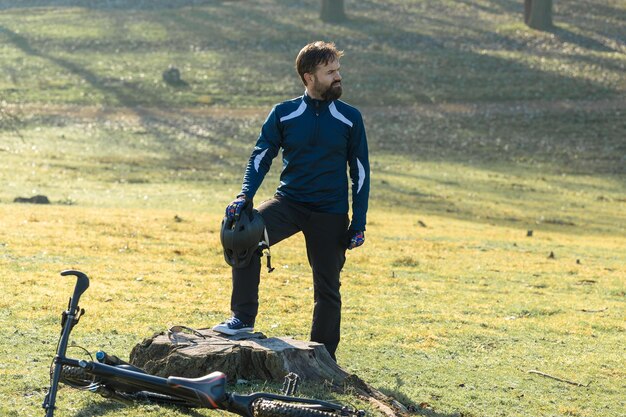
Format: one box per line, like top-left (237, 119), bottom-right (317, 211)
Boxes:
top-left (230, 195), bottom-right (349, 360)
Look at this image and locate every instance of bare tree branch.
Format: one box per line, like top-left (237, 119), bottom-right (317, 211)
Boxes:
top-left (581, 307), bottom-right (608, 313)
top-left (527, 370), bottom-right (590, 387)
top-left (0, 102), bottom-right (24, 141)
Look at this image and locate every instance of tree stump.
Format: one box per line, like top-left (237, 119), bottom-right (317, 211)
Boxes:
top-left (130, 329), bottom-right (409, 417)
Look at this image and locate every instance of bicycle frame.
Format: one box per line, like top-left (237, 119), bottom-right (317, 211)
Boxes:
top-left (43, 270), bottom-right (362, 417)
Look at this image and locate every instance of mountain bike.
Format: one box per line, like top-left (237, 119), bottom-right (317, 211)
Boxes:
top-left (43, 270), bottom-right (365, 417)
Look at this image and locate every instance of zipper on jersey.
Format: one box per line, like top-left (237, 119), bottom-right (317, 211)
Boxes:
top-left (311, 100), bottom-right (320, 146)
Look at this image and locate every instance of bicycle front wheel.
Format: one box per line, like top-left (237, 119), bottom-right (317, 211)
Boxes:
top-left (253, 399), bottom-right (343, 417)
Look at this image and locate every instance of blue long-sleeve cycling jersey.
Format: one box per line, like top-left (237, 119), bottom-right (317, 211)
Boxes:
top-left (240, 92), bottom-right (370, 231)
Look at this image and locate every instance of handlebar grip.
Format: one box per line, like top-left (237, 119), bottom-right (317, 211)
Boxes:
top-left (61, 269), bottom-right (89, 279)
top-left (61, 270), bottom-right (90, 312)
top-left (96, 351), bottom-right (126, 366)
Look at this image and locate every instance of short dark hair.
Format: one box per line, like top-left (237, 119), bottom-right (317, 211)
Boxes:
top-left (295, 41), bottom-right (344, 85)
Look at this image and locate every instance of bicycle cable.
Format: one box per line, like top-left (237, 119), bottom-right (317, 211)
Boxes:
top-left (50, 344), bottom-right (97, 389)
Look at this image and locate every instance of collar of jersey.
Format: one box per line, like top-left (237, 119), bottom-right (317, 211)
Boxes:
top-left (303, 91), bottom-right (332, 110)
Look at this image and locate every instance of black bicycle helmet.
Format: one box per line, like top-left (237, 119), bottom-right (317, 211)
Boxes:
top-left (220, 205), bottom-right (265, 269)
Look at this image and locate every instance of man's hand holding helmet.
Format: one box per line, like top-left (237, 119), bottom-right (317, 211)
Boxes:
top-left (221, 196), bottom-right (265, 269)
top-left (225, 194), bottom-right (249, 220)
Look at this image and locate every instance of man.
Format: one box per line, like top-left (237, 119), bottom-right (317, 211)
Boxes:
top-left (213, 41), bottom-right (370, 361)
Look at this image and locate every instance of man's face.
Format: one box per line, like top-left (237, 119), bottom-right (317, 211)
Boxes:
top-left (309, 59), bottom-right (342, 101)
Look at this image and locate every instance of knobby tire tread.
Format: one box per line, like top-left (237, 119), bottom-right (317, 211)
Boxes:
top-left (59, 365), bottom-right (92, 387)
top-left (253, 399), bottom-right (340, 417)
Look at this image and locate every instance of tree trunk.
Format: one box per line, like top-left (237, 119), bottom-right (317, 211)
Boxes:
top-left (524, 0), bottom-right (553, 30)
top-left (320, 0), bottom-right (347, 23)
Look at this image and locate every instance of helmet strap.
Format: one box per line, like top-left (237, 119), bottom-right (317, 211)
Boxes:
top-left (259, 227), bottom-right (275, 273)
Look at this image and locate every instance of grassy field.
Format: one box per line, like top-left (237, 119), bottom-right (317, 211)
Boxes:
top-left (1, 1), bottom-right (625, 417)
top-left (1, 0), bottom-right (625, 107)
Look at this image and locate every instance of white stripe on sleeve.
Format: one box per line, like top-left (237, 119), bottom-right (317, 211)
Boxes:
top-left (254, 148), bottom-right (268, 172)
top-left (357, 158), bottom-right (365, 194)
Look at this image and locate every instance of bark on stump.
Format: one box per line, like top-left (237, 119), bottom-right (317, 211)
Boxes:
top-left (130, 329), bottom-right (408, 417)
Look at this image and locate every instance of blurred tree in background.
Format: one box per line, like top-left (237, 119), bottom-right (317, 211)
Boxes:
top-left (524, 0), bottom-right (553, 30)
top-left (320, 0), bottom-right (347, 23)
top-left (0, 103), bottom-right (22, 140)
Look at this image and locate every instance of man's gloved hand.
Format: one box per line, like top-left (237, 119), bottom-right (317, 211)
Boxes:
top-left (225, 194), bottom-right (248, 220)
top-left (347, 230), bottom-right (365, 250)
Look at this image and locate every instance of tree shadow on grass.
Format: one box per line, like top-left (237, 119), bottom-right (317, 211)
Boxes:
top-left (325, 5), bottom-right (618, 104)
top-left (485, 0), bottom-right (626, 48)
top-left (1, 1), bottom-right (622, 107)
top-left (548, 25), bottom-right (617, 52)
top-left (0, 25), bottom-right (168, 108)
top-left (0, 23), bottom-right (240, 176)
top-left (376, 384), bottom-right (461, 417)
top-left (0, 0), bottom-right (221, 11)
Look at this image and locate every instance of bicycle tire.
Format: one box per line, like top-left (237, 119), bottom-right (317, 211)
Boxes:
top-left (59, 364), bottom-right (93, 387)
top-left (253, 399), bottom-right (342, 417)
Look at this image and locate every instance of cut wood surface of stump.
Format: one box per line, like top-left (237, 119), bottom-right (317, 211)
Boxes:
top-left (130, 329), bottom-right (409, 417)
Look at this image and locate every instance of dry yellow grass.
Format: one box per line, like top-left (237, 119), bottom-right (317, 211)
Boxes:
top-left (1, 197), bottom-right (624, 416)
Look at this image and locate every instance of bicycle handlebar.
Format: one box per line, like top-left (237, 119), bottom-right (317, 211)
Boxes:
top-left (60, 270), bottom-right (89, 314)
top-left (43, 270), bottom-right (90, 417)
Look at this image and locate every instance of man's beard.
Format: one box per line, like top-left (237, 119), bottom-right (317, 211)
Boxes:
top-left (315, 80), bottom-right (343, 101)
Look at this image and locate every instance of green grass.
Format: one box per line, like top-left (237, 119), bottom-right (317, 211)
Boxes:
top-left (1, 1), bottom-right (625, 416)
top-left (1, 104), bottom-right (624, 417)
top-left (0, 0), bottom-right (624, 107)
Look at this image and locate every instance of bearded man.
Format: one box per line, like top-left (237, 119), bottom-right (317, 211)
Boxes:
top-left (213, 41), bottom-right (370, 361)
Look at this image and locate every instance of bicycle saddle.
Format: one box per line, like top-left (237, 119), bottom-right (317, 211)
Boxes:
top-left (167, 371), bottom-right (228, 408)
